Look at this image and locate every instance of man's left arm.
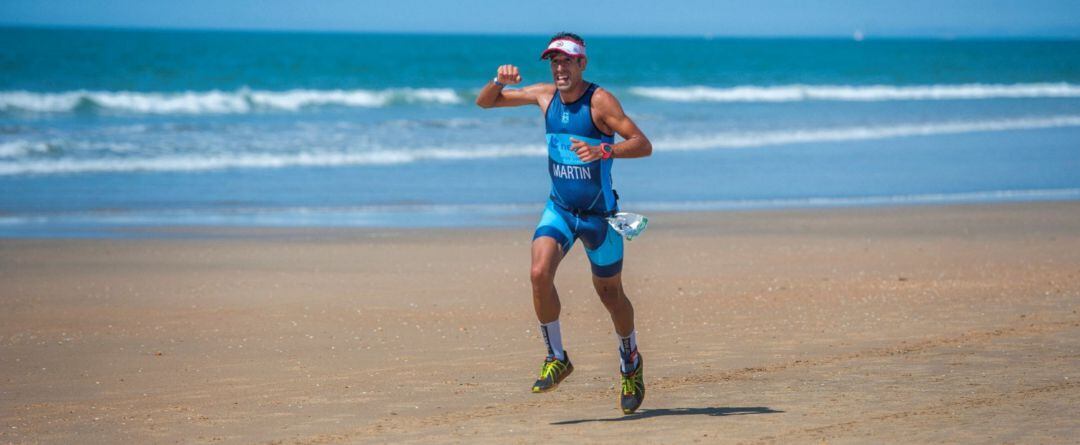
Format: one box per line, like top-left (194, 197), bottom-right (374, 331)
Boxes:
top-left (571, 90), bottom-right (652, 162)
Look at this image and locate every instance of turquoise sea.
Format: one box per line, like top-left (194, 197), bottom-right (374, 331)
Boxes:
top-left (2, 27), bottom-right (1080, 236)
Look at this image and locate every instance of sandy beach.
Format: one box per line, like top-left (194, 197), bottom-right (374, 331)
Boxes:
top-left (2, 202), bottom-right (1079, 444)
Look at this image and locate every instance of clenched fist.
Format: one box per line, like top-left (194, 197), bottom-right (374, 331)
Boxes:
top-left (570, 138), bottom-right (602, 162)
top-left (496, 65), bottom-right (522, 86)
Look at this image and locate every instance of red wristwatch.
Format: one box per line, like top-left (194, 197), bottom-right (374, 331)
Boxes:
top-left (600, 143), bottom-right (614, 160)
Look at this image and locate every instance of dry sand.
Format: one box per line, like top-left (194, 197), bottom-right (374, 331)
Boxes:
top-left (2, 202), bottom-right (1079, 444)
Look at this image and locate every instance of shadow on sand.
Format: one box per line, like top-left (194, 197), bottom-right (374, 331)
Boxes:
top-left (551, 406), bottom-right (783, 425)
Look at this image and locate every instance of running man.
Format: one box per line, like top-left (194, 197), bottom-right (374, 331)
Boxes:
top-left (475, 32), bottom-right (653, 414)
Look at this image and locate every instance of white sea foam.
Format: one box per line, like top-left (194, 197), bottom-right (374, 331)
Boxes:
top-left (0, 88), bottom-right (462, 114)
top-left (0, 202), bottom-right (542, 225)
top-left (0, 140), bottom-right (58, 158)
top-left (653, 115), bottom-right (1080, 151)
top-left (5, 83), bottom-right (1076, 114)
top-left (0, 145), bottom-right (547, 175)
top-left (629, 83), bottom-right (1080, 103)
top-left (633, 188), bottom-right (1080, 212)
top-left (2, 115), bottom-right (1078, 175)
top-left (3, 188), bottom-right (1078, 230)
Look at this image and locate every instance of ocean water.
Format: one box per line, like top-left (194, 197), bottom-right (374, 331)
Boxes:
top-left (2, 27), bottom-right (1079, 236)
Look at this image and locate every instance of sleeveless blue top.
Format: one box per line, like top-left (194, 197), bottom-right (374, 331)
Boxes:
top-left (544, 83), bottom-right (617, 214)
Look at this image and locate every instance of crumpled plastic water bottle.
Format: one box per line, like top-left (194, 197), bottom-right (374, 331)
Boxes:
top-left (606, 212), bottom-right (649, 241)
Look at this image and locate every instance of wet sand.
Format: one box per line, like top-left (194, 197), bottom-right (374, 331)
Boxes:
top-left (2, 202), bottom-right (1079, 444)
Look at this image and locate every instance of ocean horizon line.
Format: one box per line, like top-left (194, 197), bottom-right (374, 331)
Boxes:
top-left (3, 23), bottom-right (1079, 42)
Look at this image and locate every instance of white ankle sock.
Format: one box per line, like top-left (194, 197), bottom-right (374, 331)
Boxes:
top-left (618, 331), bottom-right (639, 372)
top-left (540, 320), bottom-right (565, 361)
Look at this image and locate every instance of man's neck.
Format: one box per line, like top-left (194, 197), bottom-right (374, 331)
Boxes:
top-left (558, 81), bottom-right (590, 104)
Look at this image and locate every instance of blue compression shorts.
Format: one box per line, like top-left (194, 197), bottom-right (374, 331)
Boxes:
top-left (532, 200), bottom-right (624, 277)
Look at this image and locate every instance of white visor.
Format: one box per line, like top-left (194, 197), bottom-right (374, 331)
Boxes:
top-left (540, 39), bottom-right (586, 59)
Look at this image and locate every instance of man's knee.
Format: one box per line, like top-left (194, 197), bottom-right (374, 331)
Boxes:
top-left (530, 264), bottom-right (555, 287)
top-left (593, 275), bottom-right (625, 309)
top-left (531, 237), bottom-right (562, 288)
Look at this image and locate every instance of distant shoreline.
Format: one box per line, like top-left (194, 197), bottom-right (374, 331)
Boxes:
top-left (4, 200), bottom-right (1079, 240)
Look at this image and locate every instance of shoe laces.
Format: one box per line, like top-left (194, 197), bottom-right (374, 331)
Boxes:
top-left (621, 371), bottom-right (639, 396)
top-left (539, 357), bottom-right (566, 380)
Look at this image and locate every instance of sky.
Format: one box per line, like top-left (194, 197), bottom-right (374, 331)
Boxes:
top-left (2, 0), bottom-right (1079, 38)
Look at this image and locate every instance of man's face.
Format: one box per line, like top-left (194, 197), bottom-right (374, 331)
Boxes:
top-left (549, 54), bottom-right (586, 92)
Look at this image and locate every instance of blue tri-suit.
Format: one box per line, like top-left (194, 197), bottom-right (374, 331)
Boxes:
top-left (533, 83), bottom-right (623, 277)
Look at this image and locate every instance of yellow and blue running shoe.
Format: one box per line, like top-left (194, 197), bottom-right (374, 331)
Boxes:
top-left (532, 352), bottom-right (573, 393)
top-left (620, 353), bottom-right (644, 414)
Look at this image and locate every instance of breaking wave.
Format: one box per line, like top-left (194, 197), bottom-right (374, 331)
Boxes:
top-left (0, 88), bottom-right (463, 114)
top-left (651, 115), bottom-right (1080, 150)
top-left (3, 115), bottom-right (1079, 175)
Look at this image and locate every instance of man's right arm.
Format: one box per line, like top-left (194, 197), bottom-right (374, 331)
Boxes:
top-left (475, 64), bottom-right (546, 109)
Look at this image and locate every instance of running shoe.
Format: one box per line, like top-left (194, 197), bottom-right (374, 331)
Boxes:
top-left (620, 353), bottom-right (645, 414)
top-left (532, 352), bottom-right (573, 393)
